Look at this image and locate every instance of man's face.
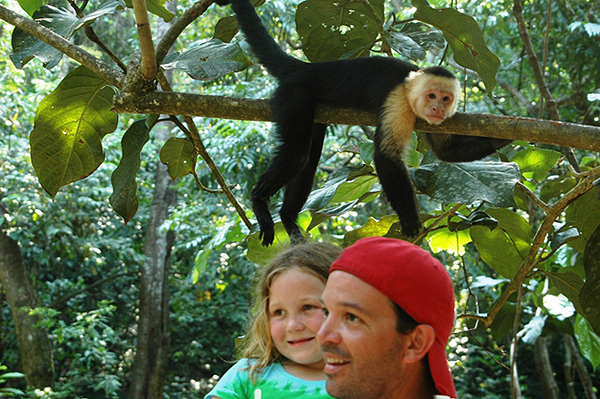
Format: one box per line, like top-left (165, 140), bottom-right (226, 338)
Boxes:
top-left (317, 270), bottom-right (408, 399)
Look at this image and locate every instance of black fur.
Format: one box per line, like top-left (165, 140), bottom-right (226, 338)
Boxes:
top-left (220, 0), bottom-right (510, 246)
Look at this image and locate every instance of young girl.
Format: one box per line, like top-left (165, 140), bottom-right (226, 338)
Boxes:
top-left (205, 241), bottom-right (342, 399)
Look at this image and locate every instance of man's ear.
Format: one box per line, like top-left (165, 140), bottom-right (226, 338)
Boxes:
top-left (402, 324), bottom-right (436, 364)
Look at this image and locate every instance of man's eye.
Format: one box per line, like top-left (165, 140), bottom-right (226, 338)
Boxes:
top-left (322, 308), bottom-right (329, 317)
top-left (346, 313), bottom-right (359, 322)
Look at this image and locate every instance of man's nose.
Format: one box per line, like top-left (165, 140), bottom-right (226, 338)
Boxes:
top-left (317, 316), bottom-right (341, 344)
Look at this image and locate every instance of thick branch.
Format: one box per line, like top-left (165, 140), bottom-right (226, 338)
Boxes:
top-left (0, 5), bottom-right (124, 88)
top-left (131, 0), bottom-right (158, 80)
top-left (113, 91), bottom-right (600, 152)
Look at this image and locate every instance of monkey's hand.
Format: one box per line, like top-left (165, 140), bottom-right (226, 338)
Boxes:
top-left (253, 198), bottom-right (276, 247)
top-left (399, 217), bottom-right (421, 239)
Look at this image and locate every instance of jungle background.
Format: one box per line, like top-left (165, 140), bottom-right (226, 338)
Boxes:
top-left (1, 0), bottom-right (600, 397)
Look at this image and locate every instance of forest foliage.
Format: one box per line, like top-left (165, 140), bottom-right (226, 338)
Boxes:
top-left (1, 0), bottom-right (600, 397)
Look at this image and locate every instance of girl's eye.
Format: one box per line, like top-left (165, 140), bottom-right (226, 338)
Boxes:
top-left (272, 309), bottom-right (284, 317)
top-left (303, 304), bottom-right (319, 311)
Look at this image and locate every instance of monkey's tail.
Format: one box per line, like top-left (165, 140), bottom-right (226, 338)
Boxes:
top-left (229, 0), bottom-right (304, 79)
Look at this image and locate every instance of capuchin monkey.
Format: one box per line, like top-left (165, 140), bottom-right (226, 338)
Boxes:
top-left (217, 0), bottom-right (511, 246)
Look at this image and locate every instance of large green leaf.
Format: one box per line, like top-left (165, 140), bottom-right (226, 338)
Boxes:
top-left (162, 39), bottom-right (251, 81)
top-left (16, 0), bottom-right (46, 16)
top-left (110, 117), bottom-right (156, 223)
top-left (566, 188), bottom-right (600, 253)
top-left (413, 160), bottom-right (520, 208)
top-left (471, 208), bottom-right (531, 278)
top-left (384, 22), bottom-right (445, 61)
top-left (159, 137), bottom-right (195, 180)
top-left (580, 223), bottom-right (600, 336)
top-left (412, 0), bottom-right (500, 93)
top-left (510, 148), bottom-right (561, 181)
top-left (574, 315), bottom-right (600, 370)
top-left (545, 270), bottom-right (584, 315)
top-left (296, 0), bottom-right (384, 61)
top-left (11, 1), bottom-right (126, 69)
top-left (30, 66), bottom-right (118, 197)
top-left (343, 215), bottom-right (400, 246)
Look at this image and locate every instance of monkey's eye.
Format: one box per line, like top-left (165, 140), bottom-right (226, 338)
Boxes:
top-left (428, 93), bottom-right (436, 99)
top-left (443, 96), bottom-right (450, 102)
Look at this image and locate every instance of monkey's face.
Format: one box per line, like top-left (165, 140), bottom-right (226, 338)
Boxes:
top-left (416, 88), bottom-right (456, 125)
top-left (407, 71), bottom-right (460, 125)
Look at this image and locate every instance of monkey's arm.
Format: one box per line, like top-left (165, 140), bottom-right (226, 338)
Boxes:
top-left (373, 134), bottom-right (422, 238)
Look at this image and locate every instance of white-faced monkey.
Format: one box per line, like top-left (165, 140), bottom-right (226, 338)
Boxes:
top-left (217, 0), bottom-right (511, 246)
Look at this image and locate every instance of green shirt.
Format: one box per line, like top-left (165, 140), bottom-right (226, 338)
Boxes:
top-left (205, 359), bottom-right (334, 399)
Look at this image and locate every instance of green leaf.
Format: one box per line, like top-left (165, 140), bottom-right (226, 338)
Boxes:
top-left (343, 215), bottom-right (399, 246)
top-left (510, 148), bottom-right (561, 181)
top-left (246, 224), bottom-right (291, 265)
top-left (330, 174), bottom-right (379, 204)
top-left (296, 0), bottom-right (384, 61)
top-left (412, 2), bottom-right (500, 93)
top-left (16, 0), bottom-right (46, 16)
top-left (566, 188), bottom-right (600, 253)
top-left (159, 138), bottom-right (195, 180)
top-left (471, 208), bottom-right (531, 278)
top-left (574, 314), bottom-right (600, 370)
top-left (580, 223), bottom-right (600, 336)
top-left (11, 1), bottom-right (126, 69)
top-left (384, 22), bottom-right (445, 61)
top-left (427, 227), bottom-right (471, 256)
top-left (214, 16), bottom-right (240, 43)
top-left (30, 66), bottom-right (117, 197)
top-left (110, 117), bottom-right (155, 223)
top-left (162, 39), bottom-right (251, 81)
top-left (123, 0), bottom-right (174, 21)
top-left (540, 177), bottom-right (577, 204)
top-left (550, 227), bottom-right (580, 252)
top-left (413, 160), bottom-right (520, 208)
top-left (545, 270), bottom-right (584, 315)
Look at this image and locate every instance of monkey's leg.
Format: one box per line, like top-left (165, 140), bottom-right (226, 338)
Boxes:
top-left (373, 144), bottom-right (422, 238)
top-left (252, 86), bottom-right (317, 246)
top-left (426, 133), bottom-right (512, 162)
top-left (279, 123), bottom-right (327, 245)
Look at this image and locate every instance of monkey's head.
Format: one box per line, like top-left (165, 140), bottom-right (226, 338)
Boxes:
top-left (407, 67), bottom-right (460, 125)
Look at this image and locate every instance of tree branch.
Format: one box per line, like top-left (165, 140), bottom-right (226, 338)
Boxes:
top-left (131, 0), bottom-right (157, 80)
top-left (0, 5), bottom-right (124, 88)
top-left (112, 91), bottom-right (600, 152)
top-left (462, 166), bottom-right (600, 326)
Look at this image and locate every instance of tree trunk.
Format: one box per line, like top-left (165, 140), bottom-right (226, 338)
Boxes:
top-left (0, 213), bottom-right (54, 389)
top-left (564, 334), bottom-right (598, 399)
top-left (533, 336), bottom-right (560, 399)
top-left (128, 140), bottom-right (177, 399)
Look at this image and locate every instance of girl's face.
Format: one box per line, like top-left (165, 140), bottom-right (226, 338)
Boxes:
top-left (268, 268), bottom-right (326, 368)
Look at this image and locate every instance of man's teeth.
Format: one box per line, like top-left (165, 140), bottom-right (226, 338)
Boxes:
top-left (325, 357), bottom-right (346, 364)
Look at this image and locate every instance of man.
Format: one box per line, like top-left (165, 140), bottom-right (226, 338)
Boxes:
top-left (317, 236), bottom-right (457, 399)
